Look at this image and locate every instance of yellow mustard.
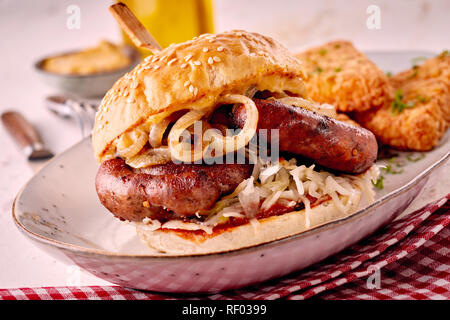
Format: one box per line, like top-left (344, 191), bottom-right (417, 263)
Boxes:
top-left (42, 40), bottom-right (131, 75)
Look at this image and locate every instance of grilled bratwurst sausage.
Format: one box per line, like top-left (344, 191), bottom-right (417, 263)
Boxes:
top-left (96, 158), bottom-right (252, 221)
top-left (233, 99), bottom-right (377, 173)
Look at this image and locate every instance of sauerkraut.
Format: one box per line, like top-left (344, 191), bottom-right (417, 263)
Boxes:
top-left (138, 157), bottom-right (380, 234)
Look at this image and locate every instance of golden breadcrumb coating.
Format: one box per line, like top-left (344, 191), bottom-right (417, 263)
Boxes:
top-left (390, 51), bottom-right (450, 86)
top-left (355, 53), bottom-right (450, 151)
top-left (296, 41), bottom-right (392, 112)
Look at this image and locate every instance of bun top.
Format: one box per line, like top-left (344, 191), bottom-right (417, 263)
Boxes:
top-left (92, 30), bottom-right (306, 162)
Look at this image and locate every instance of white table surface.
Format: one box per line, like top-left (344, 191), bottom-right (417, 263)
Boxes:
top-left (0, 0), bottom-right (449, 289)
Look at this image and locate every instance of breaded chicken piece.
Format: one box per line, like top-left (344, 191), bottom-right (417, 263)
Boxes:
top-left (390, 51), bottom-right (450, 85)
top-left (355, 53), bottom-right (450, 151)
top-left (296, 41), bottom-right (392, 112)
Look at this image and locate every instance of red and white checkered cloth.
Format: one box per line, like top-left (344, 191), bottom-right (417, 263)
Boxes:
top-left (2, 194), bottom-right (449, 300)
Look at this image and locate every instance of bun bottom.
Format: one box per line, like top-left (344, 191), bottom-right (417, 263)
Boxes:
top-left (135, 193), bottom-right (361, 255)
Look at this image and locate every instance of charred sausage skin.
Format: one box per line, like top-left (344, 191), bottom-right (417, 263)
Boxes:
top-left (233, 99), bottom-right (378, 173)
top-left (96, 158), bottom-right (252, 221)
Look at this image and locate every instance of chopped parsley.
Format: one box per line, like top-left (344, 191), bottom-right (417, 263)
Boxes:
top-left (391, 90), bottom-right (416, 115)
top-left (372, 175), bottom-right (384, 189)
top-left (319, 49), bottom-right (328, 56)
top-left (386, 71), bottom-right (392, 77)
top-left (407, 153), bottom-right (426, 162)
top-left (408, 65), bottom-right (419, 79)
top-left (387, 155), bottom-right (399, 163)
top-left (334, 67), bottom-right (342, 72)
top-left (416, 95), bottom-right (429, 103)
top-left (395, 160), bottom-right (408, 167)
top-left (439, 50), bottom-right (448, 58)
top-left (381, 164), bottom-right (404, 174)
top-left (411, 56), bottom-right (427, 66)
top-left (316, 66), bottom-right (323, 73)
top-left (386, 155), bottom-right (407, 167)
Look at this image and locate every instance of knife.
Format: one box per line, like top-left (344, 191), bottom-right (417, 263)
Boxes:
top-left (1, 111), bottom-right (54, 173)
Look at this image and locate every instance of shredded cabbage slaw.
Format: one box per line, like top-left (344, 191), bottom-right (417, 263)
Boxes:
top-left (137, 157), bottom-right (380, 234)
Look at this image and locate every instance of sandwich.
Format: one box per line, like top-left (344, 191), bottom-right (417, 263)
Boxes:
top-left (92, 30), bottom-right (379, 254)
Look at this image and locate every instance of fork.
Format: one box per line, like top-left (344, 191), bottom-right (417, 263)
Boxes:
top-left (46, 95), bottom-right (98, 138)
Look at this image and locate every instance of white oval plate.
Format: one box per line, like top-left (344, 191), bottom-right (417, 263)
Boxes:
top-left (13, 52), bottom-right (450, 293)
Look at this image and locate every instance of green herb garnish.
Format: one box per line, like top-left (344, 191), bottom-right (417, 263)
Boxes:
top-left (386, 155), bottom-right (407, 168)
top-left (391, 90), bottom-right (416, 115)
top-left (387, 155), bottom-right (399, 163)
top-left (316, 66), bottom-right (323, 73)
top-left (381, 164), bottom-right (404, 174)
top-left (319, 49), bottom-right (328, 56)
top-left (408, 65), bottom-right (419, 79)
top-left (334, 67), bottom-right (342, 72)
top-left (411, 56), bottom-right (427, 66)
top-left (439, 50), bottom-right (448, 58)
top-left (407, 153), bottom-right (426, 162)
top-left (395, 160), bottom-right (408, 167)
top-left (372, 175), bottom-right (385, 189)
top-left (416, 95), bottom-right (429, 103)
top-left (386, 71), bottom-right (392, 77)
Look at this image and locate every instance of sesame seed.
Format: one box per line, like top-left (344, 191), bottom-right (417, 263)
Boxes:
top-left (193, 60), bottom-right (201, 66)
top-left (208, 57), bottom-right (214, 64)
top-left (217, 46), bottom-right (224, 52)
top-left (181, 63), bottom-right (188, 68)
top-left (184, 80), bottom-right (191, 87)
top-left (189, 85), bottom-right (194, 93)
top-left (127, 97), bottom-right (135, 103)
top-left (154, 65), bottom-right (160, 70)
top-left (194, 87), bottom-right (198, 95)
top-left (202, 47), bottom-right (209, 52)
top-left (184, 54), bottom-right (193, 62)
top-left (208, 39), bottom-right (214, 43)
top-left (250, 52), bottom-right (256, 57)
top-left (168, 58), bottom-right (177, 66)
top-left (213, 56), bottom-right (221, 62)
top-left (143, 65), bottom-right (152, 70)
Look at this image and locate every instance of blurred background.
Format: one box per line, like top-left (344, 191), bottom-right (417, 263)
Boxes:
top-left (0, 0), bottom-right (448, 287)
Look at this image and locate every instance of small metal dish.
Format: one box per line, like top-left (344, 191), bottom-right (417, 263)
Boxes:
top-left (34, 45), bottom-right (141, 98)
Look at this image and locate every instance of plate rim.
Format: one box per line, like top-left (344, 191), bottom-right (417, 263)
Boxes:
top-left (12, 135), bottom-right (449, 260)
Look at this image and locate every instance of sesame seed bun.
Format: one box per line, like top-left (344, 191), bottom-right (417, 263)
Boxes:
top-left (92, 30), bottom-right (306, 162)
